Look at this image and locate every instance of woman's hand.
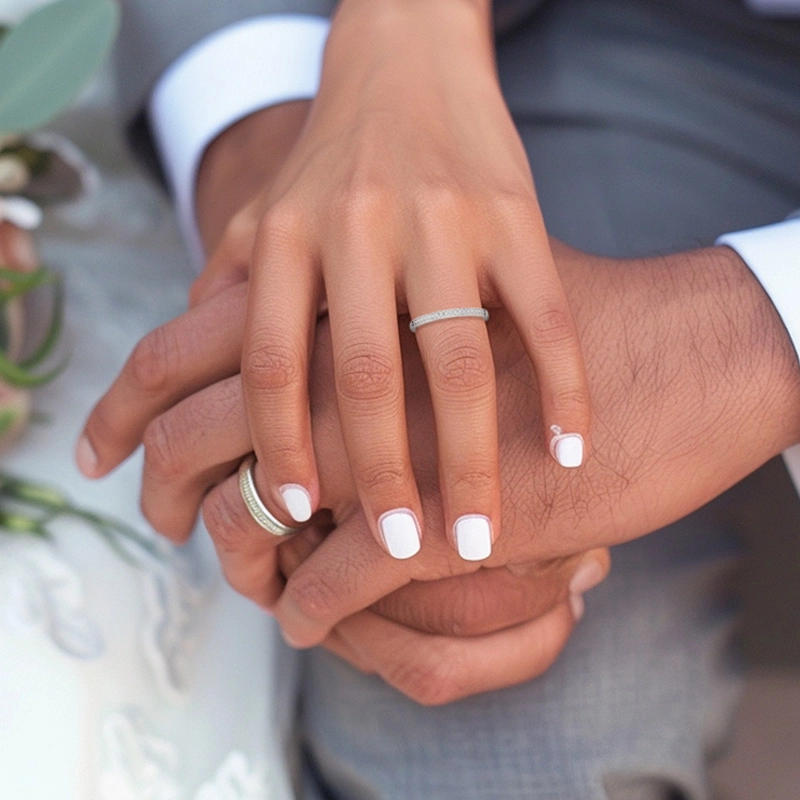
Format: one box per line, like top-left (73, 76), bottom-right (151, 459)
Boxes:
top-left (192, 0), bottom-right (591, 563)
top-left (76, 277), bottom-right (609, 702)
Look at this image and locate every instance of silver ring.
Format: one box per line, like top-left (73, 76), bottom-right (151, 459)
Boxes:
top-left (238, 455), bottom-right (303, 537)
top-left (409, 307), bottom-right (489, 333)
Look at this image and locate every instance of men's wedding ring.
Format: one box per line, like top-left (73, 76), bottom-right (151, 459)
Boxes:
top-left (409, 307), bottom-right (489, 333)
top-left (238, 455), bottom-right (303, 537)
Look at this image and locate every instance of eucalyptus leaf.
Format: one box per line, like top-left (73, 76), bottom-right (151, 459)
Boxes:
top-left (0, 0), bottom-right (119, 135)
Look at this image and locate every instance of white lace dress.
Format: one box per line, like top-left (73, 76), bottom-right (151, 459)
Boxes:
top-left (0, 76), bottom-right (296, 800)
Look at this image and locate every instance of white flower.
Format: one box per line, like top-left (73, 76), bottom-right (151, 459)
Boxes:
top-left (0, 155), bottom-right (30, 193)
top-left (0, 0), bottom-right (58, 27)
top-left (0, 196), bottom-right (43, 229)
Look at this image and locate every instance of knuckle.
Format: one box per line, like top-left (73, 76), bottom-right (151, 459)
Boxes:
top-left (283, 570), bottom-right (343, 625)
top-left (128, 326), bottom-right (176, 394)
top-left (260, 203), bottom-right (305, 244)
top-left (201, 488), bottom-right (248, 557)
top-left (390, 645), bottom-right (468, 706)
top-left (336, 344), bottom-right (399, 404)
top-left (429, 330), bottom-right (493, 396)
top-left (451, 464), bottom-right (496, 495)
top-left (354, 460), bottom-right (409, 494)
top-left (493, 191), bottom-right (542, 229)
top-left (532, 306), bottom-right (577, 347)
top-left (222, 562), bottom-right (266, 605)
top-left (415, 184), bottom-right (470, 228)
top-left (142, 417), bottom-right (183, 481)
top-left (243, 337), bottom-right (303, 394)
top-left (552, 385), bottom-right (591, 411)
top-left (442, 586), bottom-right (492, 637)
top-left (331, 184), bottom-right (391, 237)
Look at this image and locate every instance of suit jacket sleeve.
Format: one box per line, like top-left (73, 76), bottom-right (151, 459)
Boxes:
top-left (114, 0), bottom-right (337, 179)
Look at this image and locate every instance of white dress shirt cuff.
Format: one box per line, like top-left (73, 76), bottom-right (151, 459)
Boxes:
top-left (716, 215), bottom-right (800, 491)
top-left (745, 0), bottom-right (800, 16)
top-left (149, 15), bottom-right (330, 266)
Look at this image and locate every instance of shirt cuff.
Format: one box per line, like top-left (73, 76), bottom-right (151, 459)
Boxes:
top-left (716, 215), bottom-right (800, 493)
top-left (149, 14), bottom-right (330, 267)
top-left (745, 0), bottom-right (800, 16)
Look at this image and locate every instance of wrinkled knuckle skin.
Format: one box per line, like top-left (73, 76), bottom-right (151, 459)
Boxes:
top-left (532, 307), bottom-right (576, 347)
top-left (129, 326), bottom-right (176, 394)
top-left (283, 571), bottom-right (342, 630)
top-left (336, 346), bottom-right (399, 404)
top-left (261, 204), bottom-right (305, 245)
top-left (142, 417), bottom-right (185, 483)
top-left (429, 331), bottom-right (493, 396)
top-left (389, 646), bottom-right (468, 706)
top-left (354, 461), bottom-right (409, 494)
top-left (452, 465), bottom-right (496, 496)
top-left (552, 386), bottom-right (591, 412)
top-left (201, 486), bottom-right (252, 554)
top-left (243, 338), bottom-right (302, 394)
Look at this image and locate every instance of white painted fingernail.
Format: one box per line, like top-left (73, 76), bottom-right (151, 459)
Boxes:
top-left (550, 426), bottom-right (584, 468)
top-left (569, 561), bottom-right (605, 596)
top-left (454, 515), bottom-right (493, 561)
top-left (279, 484), bottom-right (313, 523)
top-left (570, 593), bottom-right (585, 622)
top-left (378, 509), bottom-right (421, 560)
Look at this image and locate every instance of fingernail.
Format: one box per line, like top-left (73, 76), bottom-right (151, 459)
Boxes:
top-left (454, 514), bottom-right (493, 562)
top-left (550, 426), bottom-right (584, 468)
top-left (279, 484), bottom-right (313, 523)
top-left (75, 435), bottom-right (98, 477)
top-left (569, 561), bottom-right (605, 596)
top-left (378, 509), bottom-right (421, 560)
top-left (570, 593), bottom-right (585, 622)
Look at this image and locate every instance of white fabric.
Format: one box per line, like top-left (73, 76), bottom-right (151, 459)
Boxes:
top-left (149, 14), bottom-right (330, 266)
top-left (716, 217), bottom-right (800, 492)
top-left (0, 74), bottom-right (296, 800)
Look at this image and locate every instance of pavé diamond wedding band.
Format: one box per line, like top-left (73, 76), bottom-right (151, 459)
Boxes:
top-left (409, 307), bottom-right (489, 333)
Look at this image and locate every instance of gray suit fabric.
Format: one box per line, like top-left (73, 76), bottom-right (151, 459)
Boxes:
top-left (294, 2), bottom-right (800, 799)
top-left (113, 1), bottom-right (800, 798)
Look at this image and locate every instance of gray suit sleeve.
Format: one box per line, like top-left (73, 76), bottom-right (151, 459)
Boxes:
top-left (114, 0), bottom-right (336, 179)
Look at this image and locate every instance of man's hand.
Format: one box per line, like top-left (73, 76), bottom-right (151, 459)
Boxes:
top-left (248, 241), bottom-right (800, 646)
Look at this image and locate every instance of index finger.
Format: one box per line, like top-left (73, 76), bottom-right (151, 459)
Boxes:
top-left (77, 283), bottom-right (247, 477)
top-left (325, 602), bottom-right (577, 706)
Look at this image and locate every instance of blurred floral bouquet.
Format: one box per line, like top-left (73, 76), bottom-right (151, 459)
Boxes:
top-left (0, 0), bottom-right (154, 553)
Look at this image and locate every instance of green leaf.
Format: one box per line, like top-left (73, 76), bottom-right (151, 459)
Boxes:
top-left (0, 0), bottom-right (120, 135)
top-left (0, 349), bottom-right (65, 387)
top-left (0, 265), bottom-right (58, 302)
top-left (18, 275), bottom-right (64, 369)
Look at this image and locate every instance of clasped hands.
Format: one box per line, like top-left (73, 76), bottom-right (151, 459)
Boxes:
top-left (79, 0), bottom-right (800, 704)
top-left (78, 272), bottom-right (608, 705)
top-left (77, 230), bottom-right (797, 704)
